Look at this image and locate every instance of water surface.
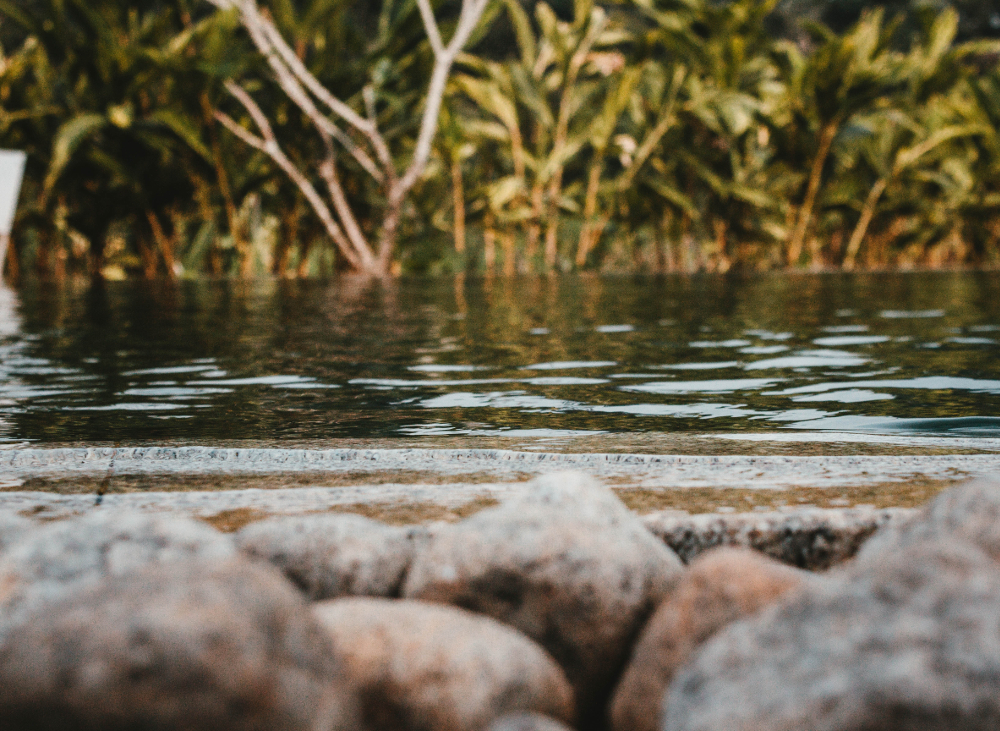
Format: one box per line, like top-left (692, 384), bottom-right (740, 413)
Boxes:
top-left (2, 272), bottom-right (1000, 447)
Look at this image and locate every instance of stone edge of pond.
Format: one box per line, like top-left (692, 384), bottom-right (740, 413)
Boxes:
top-left (0, 481), bottom-right (913, 570)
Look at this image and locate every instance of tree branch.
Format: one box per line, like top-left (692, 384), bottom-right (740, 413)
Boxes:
top-left (396, 0), bottom-right (492, 197)
top-left (235, 3), bottom-right (385, 184)
top-left (317, 144), bottom-right (376, 269)
top-left (251, 3), bottom-right (397, 179)
top-left (416, 0), bottom-right (445, 58)
top-left (217, 83), bottom-right (364, 270)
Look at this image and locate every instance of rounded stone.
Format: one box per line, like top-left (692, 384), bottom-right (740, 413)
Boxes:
top-left (485, 712), bottom-right (575, 731)
top-left (0, 557), bottom-right (355, 731)
top-left (610, 548), bottom-right (811, 731)
top-left (314, 597), bottom-right (575, 731)
top-left (664, 539), bottom-right (1000, 731)
top-left (0, 511), bottom-right (31, 555)
top-left (858, 476), bottom-right (1000, 561)
top-left (235, 513), bottom-right (421, 600)
top-left (403, 471), bottom-right (683, 724)
top-left (0, 510), bottom-right (235, 635)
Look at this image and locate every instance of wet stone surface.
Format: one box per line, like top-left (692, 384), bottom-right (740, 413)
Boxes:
top-left (0, 510), bottom-right (236, 639)
top-left (404, 472), bottom-right (684, 727)
top-left (610, 548), bottom-right (813, 731)
top-left (0, 557), bottom-right (351, 731)
top-left (664, 537), bottom-right (1000, 731)
top-left (235, 513), bottom-right (424, 600)
top-left (314, 598), bottom-right (575, 731)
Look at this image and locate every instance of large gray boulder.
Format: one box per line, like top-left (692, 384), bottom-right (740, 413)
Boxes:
top-left (664, 538), bottom-right (1000, 731)
top-left (235, 513), bottom-right (421, 599)
top-left (858, 476), bottom-right (1000, 561)
top-left (0, 557), bottom-right (356, 731)
top-left (610, 548), bottom-right (812, 731)
top-left (403, 472), bottom-right (683, 724)
top-left (314, 597), bottom-right (575, 731)
top-left (0, 510), bottom-right (235, 636)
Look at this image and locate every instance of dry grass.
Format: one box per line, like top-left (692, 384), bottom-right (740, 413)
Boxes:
top-left (618, 477), bottom-right (956, 514)
top-left (198, 495), bottom-right (500, 532)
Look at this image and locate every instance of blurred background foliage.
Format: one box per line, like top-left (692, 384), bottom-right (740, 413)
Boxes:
top-left (0, 0), bottom-right (997, 278)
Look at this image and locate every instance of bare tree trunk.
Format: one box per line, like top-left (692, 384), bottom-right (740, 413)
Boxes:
top-left (484, 210), bottom-right (497, 273)
top-left (526, 181), bottom-right (543, 266)
top-left (296, 235), bottom-right (312, 278)
top-left (843, 178), bottom-right (887, 271)
top-left (211, 0), bottom-right (491, 275)
top-left (576, 158), bottom-right (602, 268)
top-left (787, 119), bottom-right (839, 266)
top-left (274, 199), bottom-right (300, 275)
top-left (451, 158), bottom-right (466, 255)
top-left (501, 231), bottom-right (516, 275)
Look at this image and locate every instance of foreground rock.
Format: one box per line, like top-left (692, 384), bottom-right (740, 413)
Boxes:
top-left (0, 511), bottom-right (31, 555)
top-left (236, 513), bottom-right (422, 599)
top-left (859, 476), bottom-right (1000, 561)
top-left (0, 510), bottom-right (235, 636)
top-left (0, 557), bottom-right (353, 731)
top-left (404, 471), bottom-right (683, 725)
top-left (485, 713), bottom-right (575, 731)
top-left (314, 598), bottom-right (574, 731)
top-left (664, 539), bottom-right (1000, 731)
top-left (610, 548), bottom-right (811, 731)
top-left (643, 506), bottom-right (910, 569)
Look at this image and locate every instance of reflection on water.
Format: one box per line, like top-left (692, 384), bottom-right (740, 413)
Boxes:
top-left (1, 272), bottom-right (1000, 444)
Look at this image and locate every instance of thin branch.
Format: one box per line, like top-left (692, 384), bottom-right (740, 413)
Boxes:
top-left (416, 0), bottom-right (445, 58)
top-left (363, 86), bottom-right (377, 123)
top-left (396, 0), bottom-right (492, 197)
top-left (317, 145), bottom-right (376, 269)
top-left (216, 85), bottom-right (364, 270)
top-left (237, 5), bottom-right (385, 184)
top-left (250, 3), bottom-right (397, 178)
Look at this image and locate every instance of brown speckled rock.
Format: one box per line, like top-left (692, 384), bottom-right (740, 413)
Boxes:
top-left (235, 513), bottom-right (422, 599)
top-left (643, 506), bottom-right (910, 569)
top-left (314, 597), bottom-right (574, 731)
top-left (610, 548), bottom-right (812, 731)
top-left (0, 557), bottom-right (355, 731)
top-left (403, 471), bottom-right (683, 725)
top-left (664, 539), bottom-right (1000, 731)
top-left (0, 510), bottom-right (235, 637)
top-left (859, 476), bottom-right (1000, 562)
top-left (485, 712), bottom-right (575, 731)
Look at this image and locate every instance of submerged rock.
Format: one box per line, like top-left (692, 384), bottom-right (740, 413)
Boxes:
top-left (404, 471), bottom-right (683, 725)
top-left (0, 557), bottom-right (354, 731)
top-left (314, 597), bottom-right (575, 731)
top-left (0, 510), bottom-right (235, 636)
top-left (485, 712), bottom-right (575, 731)
top-left (664, 539), bottom-right (1000, 731)
top-left (610, 547), bottom-right (811, 731)
top-left (859, 476), bottom-right (1000, 561)
top-left (643, 506), bottom-right (909, 569)
top-left (235, 513), bottom-right (422, 599)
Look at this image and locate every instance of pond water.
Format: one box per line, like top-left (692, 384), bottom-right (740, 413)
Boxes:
top-left (1, 271), bottom-right (999, 449)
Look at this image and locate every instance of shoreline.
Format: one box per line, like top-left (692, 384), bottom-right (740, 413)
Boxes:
top-left (0, 444), bottom-right (995, 518)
